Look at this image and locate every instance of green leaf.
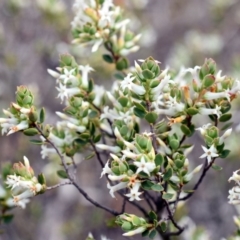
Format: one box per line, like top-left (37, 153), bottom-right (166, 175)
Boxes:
top-left (2, 214), bottom-right (14, 224)
top-left (37, 173), bottom-right (46, 185)
top-left (102, 54), bottom-right (114, 63)
top-left (149, 229), bottom-right (157, 239)
top-left (114, 72), bottom-right (125, 80)
top-left (151, 184), bottom-right (164, 192)
top-left (118, 97), bottom-right (129, 107)
top-left (93, 134), bottom-right (101, 143)
top-left (134, 102), bottom-right (146, 112)
top-left (39, 107), bottom-right (45, 123)
top-left (162, 193), bottom-right (174, 200)
top-left (122, 221), bottom-right (132, 231)
top-left (219, 113), bottom-right (232, 122)
top-left (160, 221), bottom-right (167, 232)
top-left (175, 159), bottom-right (184, 169)
top-left (116, 57), bottom-right (129, 71)
top-left (142, 69), bottom-right (154, 79)
top-left (85, 152), bottom-right (95, 160)
top-left (180, 124), bottom-right (191, 136)
top-left (211, 164), bottom-right (222, 171)
top-left (149, 211), bottom-right (157, 221)
top-left (23, 128), bottom-right (39, 136)
top-left (220, 149), bottom-right (230, 158)
top-left (186, 107), bottom-right (199, 116)
top-left (29, 139), bottom-right (43, 145)
top-left (221, 122), bottom-right (233, 131)
top-left (57, 170), bottom-right (68, 179)
top-left (163, 168), bottom-right (173, 181)
top-left (155, 154), bottom-right (164, 166)
top-left (134, 107), bottom-right (146, 118)
top-left (203, 74), bottom-right (215, 88)
top-left (141, 180), bottom-right (154, 190)
top-left (145, 112), bottom-right (158, 124)
top-left (132, 216), bottom-right (141, 226)
top-left (89, 110), bottom-right (98, 119)
top-left (141, 230), bottom-right (149, 237)
top-left (169, 139), bottom-right (179, 150)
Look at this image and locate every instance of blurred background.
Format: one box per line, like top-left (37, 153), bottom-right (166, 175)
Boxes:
top-left (1, 0), bottom-right (240, 239)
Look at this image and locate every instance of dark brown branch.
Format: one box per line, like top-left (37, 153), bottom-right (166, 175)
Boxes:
top-left (90, 140), bottom-right (104, 168)
top-left (171, 157), bottom-right (216, 203)
top-left (35, 124), bottom-right (120, 216)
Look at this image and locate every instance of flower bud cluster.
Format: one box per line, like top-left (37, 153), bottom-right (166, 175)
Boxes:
top-left (0, 86), bottom-right (36, 135)
top-left (116, 213), bottom-right (149, 237)
top-left (71, 0), bottom-right (140, 55)
top-left (5, 156), bottom-right (45, 208)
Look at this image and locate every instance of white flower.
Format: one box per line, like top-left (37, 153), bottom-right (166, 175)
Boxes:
top-left (107, 182), bottom-right (128, 198)
top-left (199, 105), bottom-right (222, 118)
top-left (47, 69), bottom-right (60, 79)
top-left (199, 145), bottom-right (219, 163)
top-left (59, 68), bottom-right (77, 85)
top-left (96, 144), bottom-right (121, 153)
top-left (40, 145), bottom-right (56, 159)
top-left (196, 123), bottom-right (212, 135)
top-left (7, 120), bottom-right (29, 135)
top-left (229, 170), bottom-right (240, 184)
top-left (6, 198), bottom-right (30, 209)
top-left (67, 122), bottom-right (86, 133)
top-left (228, 186), bottom-right (240, 205)
top-left (122, 149), bottom-right (139, 159)
top-left (122, 226), bottom-right (147, 236)
top-left (219, 128), bottom-right (232, 145)
top-left (125, 182), bottom-right (142, 201)
top-left (204, 90), bottom-right (231, 102)
top-left (134, 157), bottom-right (156, 176)
top-left (56, 83), bottom-right (81, 102)
top-left (120, 74), bottom-right (146, 95)
top-left (100, 160), bottom-right (113, 178)
top-left (79, 65), bottom-right (94, 88)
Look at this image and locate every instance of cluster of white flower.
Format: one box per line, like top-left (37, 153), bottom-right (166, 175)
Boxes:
top-left (71, 0), bottom-right (141, 54)
top-left (228, 170), bottom-right (240, 205)
top-left (5, 156), bottom-right (44, 208)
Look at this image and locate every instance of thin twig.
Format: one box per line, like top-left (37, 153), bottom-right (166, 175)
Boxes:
top-left (35, 124), bottom-right (120, 216)
top-left (90, 140), bottom-right (104, 168)
top-left (171, 157), bottom-right (216, 203)
top-left (46, 181), bottom-right (72, 190)
top-left (164, 200), bottom-right (184, 234)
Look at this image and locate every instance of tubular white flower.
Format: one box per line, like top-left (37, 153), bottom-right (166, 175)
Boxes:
top-left (56, 83), bottom-right (81, 102)
top-left (107, 182), bottom-right (128, 198)
top-left (67, 122), bottom-right (86, 133)
top-left (56, 112), bottom-right (79, 125)
top-left (122, 226), bottom-right (147, 236)
top-left (134, 156), bottom-right (156, 176)
top-left (108, 174), bottom-right (128, 181)
top-left (47, 69), bottom-right (60, 79)
top-left (151, 75), bottom-right (171, 95)
top-left (198, 105), bottom-right (222, 118)
top-left (199, 145), bottom-right (219, 163)
top-left (121, 74), bottom-right (146, 95)
top-left (7, 120), bottom-right (29, 135)
top-left (219, 128), bottom-right (232, 145)
top-left (125, 182), bottom-right (142, 201)
top-left (6, 198), bottom-right (30, 209)
top-left (204, 90), bottom-right (231, 102)
top-left (59, 68), bottom-right (77, 84)
top-left (41, 145), bottom-right (57, 159)
top-left (122, 149), bottom-right (139, 159)
top-left (229, 170), bottom-right (240, 184)
top-left (196, 123), bottom-right (212, 135)
top-left (79, 65), bottom-right (94, 88)
top-left (228, 186), bottom-right (240, 205)
top-left (96, 144), bottom-right (121, 153)
top-left (184, 164), bottom-right (203, 182)
top-left (48, 133), bottom-right (65, 147)
top-left (100, 160), bottom-right (113, 178)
